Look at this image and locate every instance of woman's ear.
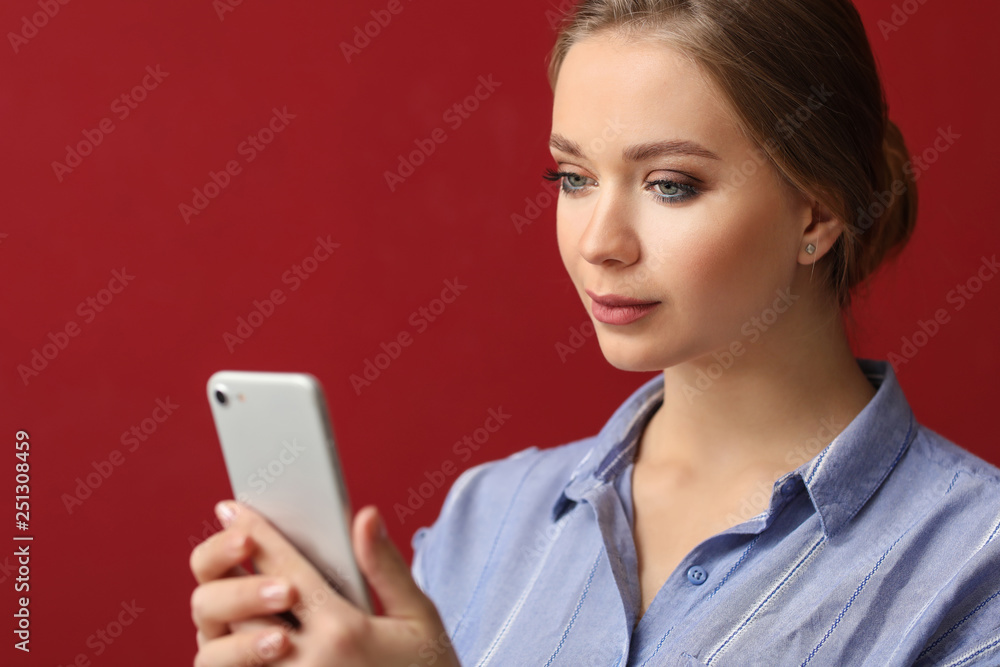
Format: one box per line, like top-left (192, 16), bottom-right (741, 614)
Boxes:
top-left (799, 195), bottom-right (845, 265)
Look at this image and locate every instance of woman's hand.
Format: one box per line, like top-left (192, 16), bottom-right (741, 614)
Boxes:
top-left (189, 499), bottom-right (460, 666)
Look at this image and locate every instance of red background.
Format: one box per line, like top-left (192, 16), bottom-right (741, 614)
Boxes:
top-left (1, 0), bottom-right (997, 664)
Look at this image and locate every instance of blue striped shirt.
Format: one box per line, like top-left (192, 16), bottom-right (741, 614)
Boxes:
top-left (410, 358), bottom-right (1000, 666)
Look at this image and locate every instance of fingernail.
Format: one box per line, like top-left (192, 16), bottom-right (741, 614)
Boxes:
top-left (260, 581), bottom-right (290, 605)
top-left (256, 629), bottom-right (284, 658)
top-left (215, 501), bottom-right (238, 527)
top-left (375, 509), bottom-right (387, 541)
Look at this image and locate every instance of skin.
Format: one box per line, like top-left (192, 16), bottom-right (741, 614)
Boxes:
top-left (188, 501), bottom-right (459, 666)
top-left (550, 32), bottom-right (877, 617)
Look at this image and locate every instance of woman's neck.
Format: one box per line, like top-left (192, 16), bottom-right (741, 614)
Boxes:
top-left (636, 299), bottom-right (876, 482)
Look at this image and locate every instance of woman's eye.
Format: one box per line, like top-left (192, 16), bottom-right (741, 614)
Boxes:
top-left (653, 182), bottom-right (682, 197)
top-left (542, 168), bottom-right (591, 194)
top-left (541, 168), bottom-right (700, 204)
top-left (648, 179), bottom-right (699, 204)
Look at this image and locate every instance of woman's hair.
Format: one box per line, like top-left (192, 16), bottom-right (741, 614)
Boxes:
top-left (546, 0), bottom-right (917, 312)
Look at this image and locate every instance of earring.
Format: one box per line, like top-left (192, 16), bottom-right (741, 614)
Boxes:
top-left (805, 243), bottom-right (816, 254)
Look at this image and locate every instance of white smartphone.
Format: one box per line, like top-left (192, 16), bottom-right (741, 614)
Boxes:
top-left (206, 370), bottom-right (373, 614)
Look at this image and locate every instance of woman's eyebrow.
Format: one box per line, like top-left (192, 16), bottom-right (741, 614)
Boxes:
top-left (549, 132), bottom-right (721, 162)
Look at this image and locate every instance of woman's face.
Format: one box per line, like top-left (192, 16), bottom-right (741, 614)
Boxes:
top-left (551, 32), bottom-right (816, 372)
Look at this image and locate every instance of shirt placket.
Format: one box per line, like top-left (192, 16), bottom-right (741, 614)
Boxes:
top-left (582, 481), bottom-right (642, 656)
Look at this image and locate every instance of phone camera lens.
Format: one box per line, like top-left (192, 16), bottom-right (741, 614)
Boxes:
top-left (215, 386), bottom-right (229, 406)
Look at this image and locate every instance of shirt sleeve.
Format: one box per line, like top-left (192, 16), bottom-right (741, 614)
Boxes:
top-left (408, 461), bottom-right (491, 602)
top-left (410, 524), bottom-right (433, 594)
top-left (408, 446), bottom-right (543, 615)
top-left (911, 516), bottom-right (1000, 665)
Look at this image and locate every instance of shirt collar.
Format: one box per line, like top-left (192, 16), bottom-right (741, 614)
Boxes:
top-left (550, 358), bottom-right (917, 538)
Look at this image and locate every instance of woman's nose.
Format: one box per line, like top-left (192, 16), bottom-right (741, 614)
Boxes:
top-left (576, 186), bottom-right (640, 267)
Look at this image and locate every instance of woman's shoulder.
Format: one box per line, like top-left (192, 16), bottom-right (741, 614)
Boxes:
top-left (906, 420), bottom-right (1000, 491)
top-left (438, 437), bottom-right (597, 509)
top-left (411, 435), bottom-right (598, 543)
top-left (408, 436), bottom-right (599, 602)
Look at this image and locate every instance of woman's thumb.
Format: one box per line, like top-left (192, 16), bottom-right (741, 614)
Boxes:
top-left (352, 505), bottom-right (434, 620)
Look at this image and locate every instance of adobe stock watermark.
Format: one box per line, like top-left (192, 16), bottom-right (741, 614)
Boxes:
top-left (854, 126), bottom-right (959, 236)
top-left (878, 0), bottom-right (931, 40)
top-left (179, 106), bottom-right (296, 224)
top-left (682, 287), bottom-right (800, 402)
top-left (887, 254), bottom-right (998, 372)
top-left (511, 179), bottom-right (560, 235)
top-left (0, 555), bottom-right (17, 585)
top-left (187, 503), bottom-right (251, 550)
top-left (393, 406), bottom-right (512, 524)
top-left (232, 560), bottom-right (361, 667)
top-left (61, 397), bottom-right (179, 514)
top-left (349, 277), bottom-right (468, 395)
top-left (716, 0), bottom-right (752, 27)
top-left (722, 416), bottom-right (844, 529)
top-left (212, 0), bottom-right (254, 21)
top-left (223, 235), bottom-right (340, 352)
top-left (515, 115), bottom-right (625, 234)
top-left (514, 515), bottom-right (576, 572)
top-left (340, 0), bottom-right (418, 63)
top-left (412, 629), bottom-right (456, 667)
top-left (384, 75), bottom-right (501, 192)
top-left (774, 84), bottom-right (834, 140)
top-left (544, 0), bottom-right (748, 35)
top-left (17, 267), bottom-right (136, 386)
top-left (51, 65), bottom-right (170, 182)
top-left (720, 85), bottom-right (835, 195)
top-left (246, 438), bottom-right (306, 496)
top-left (55, 599), bottom-right (144, 667)
top-left (543, 0), bottom-right (576, 29)
top-left (521, 83), bottom-right (827, 235)
top-left (611, 241), bottom-right (671, 311)
top-left (7, 0), bottom-right (73, 54)
top-left (555, 320), bottom-right (596, 363)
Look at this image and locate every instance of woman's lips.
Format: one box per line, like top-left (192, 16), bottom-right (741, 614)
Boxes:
top-left (590, 300), bottom-right (659, 325)
top-left (585, 290), bottom-right (660, 325)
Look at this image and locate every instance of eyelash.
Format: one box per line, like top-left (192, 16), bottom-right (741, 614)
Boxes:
top-left (542, 167), bottom-right (700, 205)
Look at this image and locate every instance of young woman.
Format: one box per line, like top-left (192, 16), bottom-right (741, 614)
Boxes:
top-left (189, 0), bottom-right (1000, 665)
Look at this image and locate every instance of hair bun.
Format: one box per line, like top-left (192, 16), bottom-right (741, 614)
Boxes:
top-left (859, 118), bottom-right (918, 282)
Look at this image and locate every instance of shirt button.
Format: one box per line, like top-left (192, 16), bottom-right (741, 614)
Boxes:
top-left (686, 565), bottom-right (708, 585)
top-left (780, 480), bottom-right (798, 497)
